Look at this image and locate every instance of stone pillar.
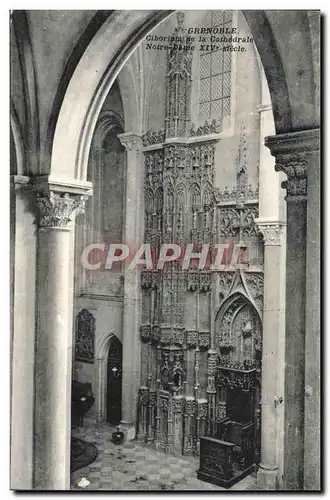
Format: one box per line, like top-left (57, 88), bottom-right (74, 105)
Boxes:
top-left (10, 176), bottom-right (37, 489)
top-left (255, 220), bottom-right (286, 490)
top-left (118, 132), bottom-right (144, 440)
top-left (304, 146), bottom-right (320, 490)
top-left (265, 129), bottom-right (320, 491)
top-left (33, 183), bottom-right (90, 490)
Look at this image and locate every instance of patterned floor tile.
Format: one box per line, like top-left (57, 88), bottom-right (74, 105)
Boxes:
top-left (70, 418), bottom-right (257, 491)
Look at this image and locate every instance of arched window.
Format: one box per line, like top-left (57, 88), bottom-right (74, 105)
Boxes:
top-left (199, 11), bottom-right (233, 126)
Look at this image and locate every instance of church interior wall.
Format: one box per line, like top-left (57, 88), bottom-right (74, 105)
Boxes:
top-left (212, 11), bottom-right (261, 191)
top-left (72, 79), bottom-right (126, 418)
top-left (142, 11), bottom-right (262, 197)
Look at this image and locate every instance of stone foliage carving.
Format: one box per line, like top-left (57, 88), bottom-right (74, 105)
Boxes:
top-left (190, 119), bottom-right (221, 136)
top-left (197, 401), bottom-right (208, 419)
top-left (218, 272), bottom-right (234, 301)
top-left (139, 386), bottom-right (149, 406)
top-left (218, 206), bottom-right (259, 238)
top-left (172, 327), bottom-right (185, 346)
top-left (216, 401), bottom-right (227, 422)
top-left (141, 271), bottom-right (160, 289)
top-left (199, 332), bottom-right (210, 349)
top-left (186, 330), bottom-right (198, 348)
top-left (214, 184), bottom-right (259, 204)
top-left (140, 324), bottom-right (151, 343)
top-left (36, 192), bottom-right (86, 228)
top-left (184, 398), bottom-right (196, 417)
top-left (172, 396), bottom-right (184, 413)
top-left (142, 129), bottom-right (165, 146)
top-left (244, 273), bottom-right (264, 312)
top-left (257, 222), bottom-right (285, 246)
top-left (187, 271), bottom-right (211, 292)
top-left (216, 366), bottom-right (256, 391)
top-left (185, 330), bottom-right (210, 349)
top-left (218, 357), bottom-right (256, 371)
top-left (275, 156), bottom-right (307, 198)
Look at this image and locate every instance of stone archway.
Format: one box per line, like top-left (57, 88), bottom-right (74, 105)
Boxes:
top-left (209, 292), bottom-right (263, 485)
top-left (106, 336), bottom-right (123, 424)
top-left (17, 10), bottom-right (319, 491)
top-left (46, 10), bottom-right (317, 186)
top-left (95, 332), bottom-right (122, 424)
top-left (49, 11), bottom-right (174, 183)
top-left (215, 291), bottom-right (263, 367)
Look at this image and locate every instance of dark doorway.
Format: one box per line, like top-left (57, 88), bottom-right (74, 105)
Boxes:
top-left (107, 336), bottom-right (122, 424)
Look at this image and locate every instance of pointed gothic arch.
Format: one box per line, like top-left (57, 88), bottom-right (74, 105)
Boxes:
top-left (95, 332), bottom-right (123, 423)
top-left (215, 291), bottom-right (262, 367)
top-left (216, 289), bottom-right (262, 328)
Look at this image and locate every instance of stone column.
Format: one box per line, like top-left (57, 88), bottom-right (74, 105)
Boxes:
top-left (304, 145), bottom-right (320, 490)
top-left (33, 184), bottom-right (90, 490)
top-left (118, 132), bottom-right (144, 440)
top-left (255, 220), bottom-right (286, 490)
top-left (10, 176), bottom-right (37, 490)
top-left (265, 129), bottom-right (320, 491)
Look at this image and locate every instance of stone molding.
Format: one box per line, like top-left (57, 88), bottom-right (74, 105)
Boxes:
top-left (265, 128), bottom-right (320, 201)
top-left (255, 218), bottom-right (286, 246)
top-left (10, 175), bottom-right (31, 192)
top-left (265, 129), bottom-right (320, 156)
top-left (256, 104), bottom-right (272, 113)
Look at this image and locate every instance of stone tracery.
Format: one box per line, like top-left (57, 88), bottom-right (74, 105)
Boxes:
top-left (137, 12), bottom-right (264, 466)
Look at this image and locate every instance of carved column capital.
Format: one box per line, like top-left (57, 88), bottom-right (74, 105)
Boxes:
top-left (265, 128), bottom-right (320, 201)
top-left (275, 155), bottom-right (307, 199)
top-left (32, 175), bottom-right (93, 228)
top-left (118, 132), bottom-right (143, 152)
top-left (255, 219), bottom-right (286, 246)
top-left (36, 191), bottom-right (88, 228)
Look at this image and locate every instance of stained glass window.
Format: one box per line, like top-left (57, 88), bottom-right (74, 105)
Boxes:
top-left (199, 11), bottom-right (232, 126)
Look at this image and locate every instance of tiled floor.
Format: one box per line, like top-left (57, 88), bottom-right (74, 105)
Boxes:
top-left (71, 418), bottom-right (257, 491)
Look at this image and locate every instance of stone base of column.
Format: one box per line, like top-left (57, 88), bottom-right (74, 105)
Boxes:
top-left (118, 421), bottom-right (136, 442)
top-left (257, 466), bottom-right (279, 490)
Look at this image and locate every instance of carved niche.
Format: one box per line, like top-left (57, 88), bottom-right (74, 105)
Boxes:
top-left (160, 350), bottom-right (185, 393)
top-left (75, 309), bottom-right (95, 363)
top-left (165, 12), bottom-right (193, 138)
top-left (216, 295), bottom-right (262, 370)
